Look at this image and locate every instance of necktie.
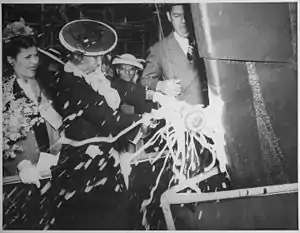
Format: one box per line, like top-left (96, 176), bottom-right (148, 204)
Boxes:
top-left (187, 36), bottom-right (195, 61)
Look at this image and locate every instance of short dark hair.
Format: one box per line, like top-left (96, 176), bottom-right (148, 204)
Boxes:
top-left (3, 35), bottom-right (36, 59)
top-left (162, 3), bottom-right (185, 13)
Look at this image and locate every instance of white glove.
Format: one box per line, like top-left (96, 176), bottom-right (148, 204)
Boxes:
top-left (156, 79), bottom-right (181, 96)
top-left (152, 92), bottom-right (177, 106)
top-left (140, 112), bottom-right (154, 126)
top-left (17, 160), bottom-right (41, 188)
top-left (35, 152), bottom-right (60, 174)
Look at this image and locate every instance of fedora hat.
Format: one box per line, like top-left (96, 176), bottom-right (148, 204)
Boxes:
top-left (112, 53), bottom-right (145, 70)
top-left (59, 19), bottom-right (117, 56)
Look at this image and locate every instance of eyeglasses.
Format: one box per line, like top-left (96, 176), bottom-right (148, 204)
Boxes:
top-left (119, 65), bottom-right (137, 74)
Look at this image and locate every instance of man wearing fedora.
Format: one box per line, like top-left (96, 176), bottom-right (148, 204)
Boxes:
top-left (110, 53), bottom-right (156, 154)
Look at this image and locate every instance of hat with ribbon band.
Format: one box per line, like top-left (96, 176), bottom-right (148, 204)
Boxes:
top-left (112, 53), bottom-right (145, 70)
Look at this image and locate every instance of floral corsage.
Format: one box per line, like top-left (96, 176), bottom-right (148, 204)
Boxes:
top-left (3, 77), bottom-right (44, 160)
top-left (3, 17), bottom-right (34, 43)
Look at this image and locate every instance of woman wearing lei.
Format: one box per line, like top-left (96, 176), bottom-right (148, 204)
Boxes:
top-left (3, 19), bottom-right (63, 229)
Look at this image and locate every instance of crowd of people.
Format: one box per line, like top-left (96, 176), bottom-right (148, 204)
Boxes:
top-left (3, 3), bottom-right (229, 230)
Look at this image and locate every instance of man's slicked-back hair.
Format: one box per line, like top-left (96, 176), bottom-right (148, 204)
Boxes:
top-left (162, 3), bottom-right (185, 14)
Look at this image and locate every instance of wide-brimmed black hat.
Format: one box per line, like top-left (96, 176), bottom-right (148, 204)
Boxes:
top-left (59, 19), bottom-right (118, 56)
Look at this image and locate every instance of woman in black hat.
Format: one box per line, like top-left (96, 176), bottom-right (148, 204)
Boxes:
top-left (48, 19), bottom-right (170, 230)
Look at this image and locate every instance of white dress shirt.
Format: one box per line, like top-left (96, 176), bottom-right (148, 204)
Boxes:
top-left (173, 31), bottom-right (189, 56)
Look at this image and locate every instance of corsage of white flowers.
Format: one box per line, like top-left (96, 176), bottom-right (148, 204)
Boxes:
top-left (2, 76), bottom-right (44, 160)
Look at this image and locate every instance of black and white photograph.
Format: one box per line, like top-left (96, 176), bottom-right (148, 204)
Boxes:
top-left (2, 1), bottom-right (298, 231)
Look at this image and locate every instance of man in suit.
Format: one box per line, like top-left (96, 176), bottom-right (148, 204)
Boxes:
top-left (139, 4), bottom-right (213, 176)
top-left (140, 3), bottom-right (208, 106)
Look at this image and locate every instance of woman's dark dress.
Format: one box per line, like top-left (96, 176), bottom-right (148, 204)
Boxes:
top-left (48, 70), bottom-right (153, 230)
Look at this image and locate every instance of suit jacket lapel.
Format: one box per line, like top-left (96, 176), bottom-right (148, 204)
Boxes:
top-left (164, 33), bottom-right (195, 85)
top-left (163, 33), bottom-right (185, 79)
top-left (167, 33), bottom-right (187, 63)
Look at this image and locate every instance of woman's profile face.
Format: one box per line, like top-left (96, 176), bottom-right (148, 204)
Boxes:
top-left (84, 55), bottom-right (102, 73)
top-left (9, 46), bottom-right (39, 79)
